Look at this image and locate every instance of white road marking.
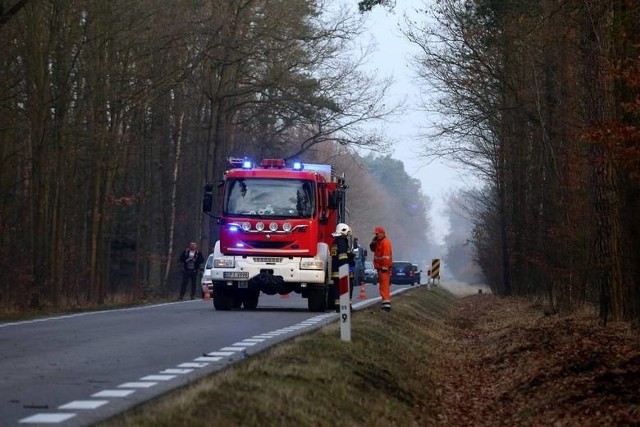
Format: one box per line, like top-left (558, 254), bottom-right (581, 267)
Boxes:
top-left (160, 368), bottom-right (193, 374)
top-left (178, 362), bottom-right (209, 368)
top-left (19, 413), bottom-right (76, 423)
top-left (231, 341), bottom-right (257, 346)
top-left (92, 390), bottom-right (135, 397)
top-left (13, 311), bottom-right (341, 425)
top-left (118, 382), bottom-right (157, 388)
top-left (140, 375), bottom-right (175, 381)
top-left (0, 302), bottom-right (185, 329)
top-left (59, 400), bottom-right (108, 410)
top-left (206, 351), bottom-right (235, 356)
top-left (194, 356), bottom-right (222, 362)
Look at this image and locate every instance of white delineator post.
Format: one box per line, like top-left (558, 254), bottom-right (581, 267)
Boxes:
top-left (339, 263), bottom-right (351, 342)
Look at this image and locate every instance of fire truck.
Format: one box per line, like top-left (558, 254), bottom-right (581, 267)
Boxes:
top-left (202, 158), bottom-right (347, 312)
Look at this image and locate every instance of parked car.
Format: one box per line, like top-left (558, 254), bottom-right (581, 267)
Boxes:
top-left (411, 264), bottom-right (422, 285)
top-left (390, 261), bottom-right (418, 285)
top-left (201, 254), bottom-right (214, 296)
top-left (363, 261), bottom-right (378, 285)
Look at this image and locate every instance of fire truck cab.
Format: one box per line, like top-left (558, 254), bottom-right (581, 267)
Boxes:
top-left (202, 158), bottom-right (346, 312)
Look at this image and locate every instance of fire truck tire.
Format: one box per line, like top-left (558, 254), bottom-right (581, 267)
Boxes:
top-left (307, 287), bottom-right (327, 312)
top-left (233, 296), bottom-right (243, 309)
top-left (213, 286), bottom-right (234, 310)
top-left (243, 290), bottom-right (260, 310)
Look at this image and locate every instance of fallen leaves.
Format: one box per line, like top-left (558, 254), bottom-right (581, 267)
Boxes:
top-left (430, 295), bottom-right (640, 426)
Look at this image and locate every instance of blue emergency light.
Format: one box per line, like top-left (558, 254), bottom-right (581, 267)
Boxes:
top-left (292, 161), bottom-right (304, 170)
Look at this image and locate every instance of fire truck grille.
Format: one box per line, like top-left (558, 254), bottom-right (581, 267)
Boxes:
top-left (248, 241), bottom-right (290, 249)
top-left (253, 257), bottom-right (284, 263)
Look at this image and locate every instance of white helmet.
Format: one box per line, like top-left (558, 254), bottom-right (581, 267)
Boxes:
top-left (332, 223), bottom-right (350, 237)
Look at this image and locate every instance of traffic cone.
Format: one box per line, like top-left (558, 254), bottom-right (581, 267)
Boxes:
top-left (358, 282), bottom-right (367, 300)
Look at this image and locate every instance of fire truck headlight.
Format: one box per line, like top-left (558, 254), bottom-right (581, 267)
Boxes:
top-left (214, 258), bottom-right (235, 268)
top-left (300, 259), bottom-right (324, 270)
top-left (256, 222), bottom-right (265, 231)
top-left (228, 225), bottom-right (239, 232)
top-left (241, 222), bottom-right (251, 231)
top-left (282, 222), bottom-right (292, 232)
top-left (269, 222), bottom-right (278, 231)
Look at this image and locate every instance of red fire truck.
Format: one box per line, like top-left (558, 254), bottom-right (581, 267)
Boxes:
top-left (202, 158), bottom-right (347, 311)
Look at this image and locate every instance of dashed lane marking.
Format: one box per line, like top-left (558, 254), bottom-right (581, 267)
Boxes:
top-left (58, 400), bottom-right (109, 410)
top-left (140, 375), bottom-right (176, 381)
top-left (16, 312), bottom-right (339, 424)
top-left (19, 413), bottom-right (76, 424)
top-left (178, 362), bottom-right (209, 368)
top-left (231, 341), bottom-right (258, 346)
top-left (206, 351), bottom-right (235, 356)
top-left (92, 390), bottom-right (135, 398)
top-left (118, 382), bottom-right (157, 389)
top-left (194, 356), bottom-right (222, 362)
top-left (160, 368), bottom-right (193, 374)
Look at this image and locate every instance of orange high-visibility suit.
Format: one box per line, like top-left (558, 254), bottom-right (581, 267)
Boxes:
top-left (370, 226), bottom-right (393, 308)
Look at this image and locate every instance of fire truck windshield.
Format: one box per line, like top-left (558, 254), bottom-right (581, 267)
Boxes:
top-left (224, 178), bottom-right (315, 218)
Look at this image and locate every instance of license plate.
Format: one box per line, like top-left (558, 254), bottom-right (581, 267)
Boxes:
top-left (223, 271), bottom-right (250, 279)
top-left (397, 272), bottom-right (405, 276)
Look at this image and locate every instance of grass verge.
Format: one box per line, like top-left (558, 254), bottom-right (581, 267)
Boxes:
top-left (99, 286), bottom-right (640, 426)
top-left (100, 287), bottom-right (455, 426)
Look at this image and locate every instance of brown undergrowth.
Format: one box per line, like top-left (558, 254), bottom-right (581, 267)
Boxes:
top-left (432, 294), bottom-right (640, 426)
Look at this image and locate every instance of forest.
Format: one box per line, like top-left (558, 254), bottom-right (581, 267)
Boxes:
top-left (2, 0), bottom-right (639, 327)
top-left (0, 0), bottom-right (431, 312)
top-left (393, 0), bottom-right (640, 324)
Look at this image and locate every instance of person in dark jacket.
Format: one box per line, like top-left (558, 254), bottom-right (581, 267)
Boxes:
top-left (179, 241), bottom-right (205, 300)
top-left (330, 223), bottom-right (353, 312)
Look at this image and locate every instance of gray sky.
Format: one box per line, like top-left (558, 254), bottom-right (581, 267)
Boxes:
top-left (355, 2), bottom-right (476, 245)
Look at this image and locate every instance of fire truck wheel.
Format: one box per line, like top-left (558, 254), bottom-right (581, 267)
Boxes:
top-left (213, 286), bottom-right (234, 310)
top-left (243, 298), bottom-right (259, 310)
top-left (233, 296), bottom-right (242, 309)
top-left (307, 287), bottom-right (327, 312)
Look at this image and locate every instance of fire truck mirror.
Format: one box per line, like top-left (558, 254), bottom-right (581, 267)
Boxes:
top-left (202, 183), bottom-right (214, 213)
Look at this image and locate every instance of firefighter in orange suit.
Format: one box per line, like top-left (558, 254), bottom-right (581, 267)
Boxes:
top-left (330, 223), bottom-right (353, 312)
top-left (370, 226), bottom-right (393, 311)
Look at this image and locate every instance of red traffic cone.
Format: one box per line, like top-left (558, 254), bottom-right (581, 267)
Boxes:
top-left (358, 282), bottom-right (367, 300)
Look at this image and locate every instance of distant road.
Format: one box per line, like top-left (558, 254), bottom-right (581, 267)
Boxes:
top-left (0, 284), bottom-right (415, 426)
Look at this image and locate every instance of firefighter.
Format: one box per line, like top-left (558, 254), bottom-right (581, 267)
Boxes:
top-left (370, 226), bottom-right (393, 311)
top-left (330, 222), bottom-right (353, 312)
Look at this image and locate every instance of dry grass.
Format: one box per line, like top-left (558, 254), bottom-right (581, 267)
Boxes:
top-left (99, 287), bottom-right (640, 427)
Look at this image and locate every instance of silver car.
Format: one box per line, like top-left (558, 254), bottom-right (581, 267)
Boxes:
top-left (363, 261), bottom-right (378, 285)
top-left (200, 254), bottom-right (214, 296)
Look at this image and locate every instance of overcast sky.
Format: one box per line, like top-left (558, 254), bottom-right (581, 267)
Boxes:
top-left (351, 2), bottom-right (480, 245)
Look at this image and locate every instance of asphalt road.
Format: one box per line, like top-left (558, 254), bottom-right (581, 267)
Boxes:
top-left (0, 283), bottom-right (415, 426)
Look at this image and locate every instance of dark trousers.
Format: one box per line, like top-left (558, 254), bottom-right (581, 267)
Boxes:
top-left (331, 276), bottom-right (353, 310)
top-left (180, 269), bottom-right (198, 298)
